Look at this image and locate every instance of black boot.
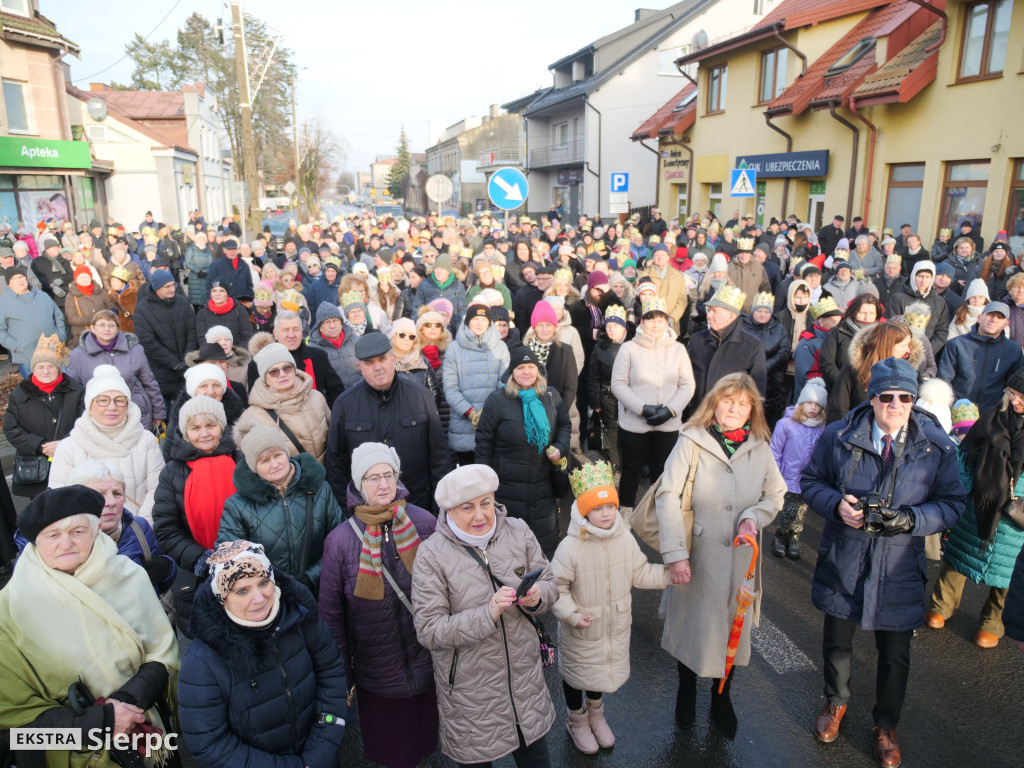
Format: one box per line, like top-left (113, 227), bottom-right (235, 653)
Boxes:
top-left (771, 529), bottom-right (787, 558)
top-left (786, 532), bottom-right (801, 560)
top-left (675, 662), bottom-right (697, 728)
top-left (711, 673), bottom-right (737, 738)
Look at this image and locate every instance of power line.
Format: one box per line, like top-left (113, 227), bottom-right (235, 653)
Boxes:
top-left (71, 0), bottom-right (184, 83)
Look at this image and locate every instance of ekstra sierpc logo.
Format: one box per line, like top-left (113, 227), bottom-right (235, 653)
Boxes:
top-left (11, 728), bottom-right (179, 752)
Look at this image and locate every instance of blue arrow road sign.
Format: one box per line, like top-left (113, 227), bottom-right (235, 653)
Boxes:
top-left (488, 167), bottom-right (529, 210)
top-left (730, 168), bottom-right (756, 198)
top-left (611, 172), bottom-right (629, 193)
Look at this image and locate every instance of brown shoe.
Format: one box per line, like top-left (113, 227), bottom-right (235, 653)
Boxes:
top-left (814, 701), bottom-right (846, 743)
top-left (872, 726), bottom-right (901, 767)
top-left (924, 611), bottom-right (945, 629)
top-left (975, 629), bottom-right (999, 648)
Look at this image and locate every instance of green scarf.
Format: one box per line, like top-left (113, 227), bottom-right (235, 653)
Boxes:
top-left (518, 389), bottom-right (550, 453)
top-left (711, 422), bottom-right (750, 456)
top-left (431, 271), bottom-right (456, 290)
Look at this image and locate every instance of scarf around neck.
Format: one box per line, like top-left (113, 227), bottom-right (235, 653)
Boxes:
top-left (422, 344), bottom-right (442, 369)
top-left (352, 500), bottom-right (421, 600)
top-left (711, 422), bottom-right (750, 456)
top-left (31, 373), bottom-right (62, 394)
top-left (208, 297), bottom-right (236, 314)
top-left (528, 337), bottom-right (552, 367)
top-left (518, 388), bottom-right (550, 452)
top-left (184, 454), bottom-right (236, 549)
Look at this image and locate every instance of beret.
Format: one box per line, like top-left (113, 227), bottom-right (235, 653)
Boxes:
top-left (435, 464), bottom-right (500, 511)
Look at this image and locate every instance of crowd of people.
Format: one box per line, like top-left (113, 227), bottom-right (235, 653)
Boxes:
top-left (0, 204), bottom-right (1022, 768)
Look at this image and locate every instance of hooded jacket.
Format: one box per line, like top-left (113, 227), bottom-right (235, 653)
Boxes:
top-left (886, 262), bottom-right (951, 355)
top-left (611, 325), bottom-right (695, 434)
top-left (687, 315), bottom-right (768, 404)
top-left (0, 286), bottom-right (66, 364)
top-left (822, 274), bottom-right (861, 312)
top-left (819, 318), bottom-right (866, 389)
top-left (770, 405), bottom-right (825, 493)
top-left (67, 330), bottom-right (166, 425)
top-left (443, 323), bottom-right (509, 453)
top-left (937, 326), bottom-right (1024, 412)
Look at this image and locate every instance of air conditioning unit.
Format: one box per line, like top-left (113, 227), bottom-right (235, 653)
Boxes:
top-left (85, 125), bottom-right (108, 143)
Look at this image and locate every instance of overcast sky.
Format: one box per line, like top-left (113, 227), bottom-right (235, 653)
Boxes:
top-left (47, 0), bottom-right (663, 172)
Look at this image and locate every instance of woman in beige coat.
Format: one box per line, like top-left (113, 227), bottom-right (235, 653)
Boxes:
top-left (412, 464), bottom-right (558, 767)
top-left (655, 372), bottom-right (786, 737)
top-left (233, 341), bottom-right (330, 464)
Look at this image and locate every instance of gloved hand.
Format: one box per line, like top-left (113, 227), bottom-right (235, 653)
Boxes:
top-left (142, 556), bottom-right (174, 586)
top-left (51, 285), bottom-right (66, 298)
top-left (469, 408), bottom-right (482, 429)
top-left (641, 404), bottom-right (661, 421)
top-left (174, 361), bottom-right (189, 374)
top-left (193, 548), bottom-right (215, 577)
top-left (196, 270), bottom-right (208, 278)
top-left (51, 278), bottom-right (63, 287)
top-left (880, 506), bottom-right (915, 536)
top-left (646, 405), bottom-right (673, 426)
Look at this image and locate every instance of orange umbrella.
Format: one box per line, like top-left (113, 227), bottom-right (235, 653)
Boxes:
top-left (718, 533), bottom-right (759, 693)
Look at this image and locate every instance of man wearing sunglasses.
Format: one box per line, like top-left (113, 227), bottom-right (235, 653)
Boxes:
top-left (801, 357), bottom-right (965, 768)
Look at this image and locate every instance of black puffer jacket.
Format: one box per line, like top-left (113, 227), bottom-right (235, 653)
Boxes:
top-left (163, 388), bottom-right (246, 459)
top-left (195, 301), bottom-right (254, 350)
top-left (134, 283), bottom-right (198, 400)
top-left (587, 331), bottom-right (622, 409)
top-left (475, 386), bottom-right (571, 553)
top-left (742, 314), bottom-right (790, 418)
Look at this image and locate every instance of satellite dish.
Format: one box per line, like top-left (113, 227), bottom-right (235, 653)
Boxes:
top-left (692, 29), bottom-right (708, 51)
top-left (426, 174), bottom-right (454, 204)
top-left (86, 97), bottom-right (107, 122)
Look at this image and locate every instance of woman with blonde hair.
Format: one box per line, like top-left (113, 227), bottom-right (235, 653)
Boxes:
top-left (546, 268), bottom-right (581, 306)
top-left (468, 259), bottom-right (512, 310)
top-left (391, 316), bottom-right (437, 397)
top-left (416, 309), bottom-right (453, 434)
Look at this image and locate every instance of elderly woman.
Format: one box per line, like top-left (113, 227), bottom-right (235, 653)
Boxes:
top-left (848, 234), bottom-right (884, 277)
top-left (218, 426), bottom-right (344, 594)
top-left (319, 443), bottom-right (439, 768)
top-left (0, 486), bottom-right (180, 767)
top-left (198, 324), bottom-right (252, 386)
top-left (67, 308), bottom-right (166, 429)
top-left (178, 539), bottom-right (349, 768)
top-left (65, 265), bottom-right (112, 347)
top-left (49, 366), bottom-right (164, 522)
top-left (475, 346), bottom-right (571, 555)
top-left (412, 464), bottom-right (558, 767)
top-left (656, 372), bottom-right (786, 736)
top-left (391, 316), bottom-right (437, 395)
top-left (164, 362), bottom-right (246, 455)
top-left (308, 302), bottom-right (352, 385)
top-left (4, 334), bottom-right (84, 498)
top-left (234, 339), bottom-right (331, 463)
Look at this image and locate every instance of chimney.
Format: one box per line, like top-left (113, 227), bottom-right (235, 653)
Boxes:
top-left (635, 8), bottom-right (657, 21)
top-left (489, 104), bottom-right (500, 119)
top-left (89, 83), bottom-right (112, 92)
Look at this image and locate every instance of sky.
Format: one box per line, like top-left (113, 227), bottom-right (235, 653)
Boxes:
top-left (47, 0), bottom-right (665, 173)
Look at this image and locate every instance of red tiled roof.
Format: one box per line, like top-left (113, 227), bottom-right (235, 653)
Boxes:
top-left (67, 83), bottom-right (195, 154)
top-left (94, 90), bottom-right (185, 119)
top-left (852, 19), bottom-right (942, 103)
top-left (760, 0), bottom-right (891, 31)
top-left (632, 84), bottom-right (696, 140)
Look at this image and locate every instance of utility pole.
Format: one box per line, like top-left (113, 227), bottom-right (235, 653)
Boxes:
top-left (292, 75), bottom-right (301, 219)
top-left (230, 0), bottom-right (260, 239)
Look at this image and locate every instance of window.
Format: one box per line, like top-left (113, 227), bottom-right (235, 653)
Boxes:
top-left (759, 47), bottom-right (789, 103)
top-left (1007, 160), bottom-right (1024, 237)
top-left (884, 163), bottom-right (925, 234)
top-left (553, 122), bottom-right (568, 148)
top-left (3, 80), bottom-right (29, 133)
top-left (939, 161), bottom-right (989, 235)
top-left (676, 185), bottom-right (688, 220)
top-left (958, 0), bottom-right (1012, 80)
top-left (707, 182), bottom-right (722, 220)
top-left (1, 0), bottom-right (29, 16)
top-left (707, 65), bottom-right (727, 114)
top-left (658, 45), bottom-right (691, 76)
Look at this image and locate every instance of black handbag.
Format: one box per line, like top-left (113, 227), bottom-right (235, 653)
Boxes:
top-left (13, 403), bottom-right (63, 486)
top-left (1001, 495), bottom-right (1024, 529)
top-left (551, 456), bottom-right (571, 498)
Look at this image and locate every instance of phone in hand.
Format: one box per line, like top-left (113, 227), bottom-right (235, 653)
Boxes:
top-left (515, 567), bottom-right (544, 600)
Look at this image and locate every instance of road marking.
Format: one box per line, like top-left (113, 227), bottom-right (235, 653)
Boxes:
top-left (751, 614), bottom-right (816, 674)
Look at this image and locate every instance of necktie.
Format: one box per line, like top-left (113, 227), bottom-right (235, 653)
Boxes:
top-left (881, 434), bottom-right (894, 473)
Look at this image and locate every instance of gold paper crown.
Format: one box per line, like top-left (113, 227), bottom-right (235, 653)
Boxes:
top-left (648, 235), bottom-right (661, 244)
top-left (340, 291), bottom-right (364, 308)
top-left (751, 292), bottom-right (775, 311)
top-left (604, 304), bottom-right (627, 323)
top-left (141, 226), bottom-right (156, 237)
top-left (883, 227), bottom-right (893, 236)
top-left (886, 253), bottom-right (902, 264)
top-left (902, 302), bottom-right (932, 332)
top-left (280, 290), bottom-right (301, 310)
top-left (31, 333), bottom-right (65, 368)
top-left (737, 237), bottom-right (756, 251)
top-left (324, 255), bottom-right (342, 269)
top-left (810, 296), bottom-right (841, 319)
top-left (253, 287), bottom-right (273, 303)
top-left (939, 228), bottom-right (952, 237)
top-left (107, 226), bottom-right (119, 236)
top-left (833, 248), bottom-right (849, 261)
top-left (569, 460), bottom-right (616, 500)
top-left (110, 265), bottom-right (131, 283)
top-left (553, 268), bottom-right (573, 284)
top-left (376, 268), bottom-right (391, 284)
top-left (641, 297), bottom-right (668, 316)
top-left (706, 284), bottom-right (746, 314)
top-left (592, 240), bottom-right (606, 252)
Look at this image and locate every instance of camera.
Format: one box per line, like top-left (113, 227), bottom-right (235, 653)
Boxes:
top-left (855, 492), bottom-right (886, 535)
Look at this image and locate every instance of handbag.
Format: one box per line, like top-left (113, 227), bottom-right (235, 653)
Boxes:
top-left (1001, 493), bottom-right (1024, 530)
top-left (629, 442), bottom-right (700, 555)
top-left (13, 402), bottom-right (63, 486)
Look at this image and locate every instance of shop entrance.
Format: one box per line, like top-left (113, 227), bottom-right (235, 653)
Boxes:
top-left (806, 180), bottom-right (826, 230)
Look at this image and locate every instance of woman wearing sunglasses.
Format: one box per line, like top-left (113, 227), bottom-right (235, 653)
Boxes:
top-left (416, 310), bottom-right (453, 436)
top-left (391, 317), bottom-right (438, 399)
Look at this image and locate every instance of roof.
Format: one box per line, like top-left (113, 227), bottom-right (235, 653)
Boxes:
top-left (502, 87), bottom-right (551, 113)
top-left (0, 10), bottom-right (79, 54)
top-left (852, 19), bottom-right (942, 104)
top-left (632, 84), bottom-right (698, 139)
top-left (66, 83), bottom-right (195, 155)
top-left (90, 89), bottom-right (185, 119)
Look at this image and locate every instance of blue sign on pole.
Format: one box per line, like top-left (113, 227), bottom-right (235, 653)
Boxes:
top-left (730, 169), bottom-right (757, 198)
top-left (610, 172), bottom-right (629, 193)
top-left (488, 167), bottom-right (529, 210)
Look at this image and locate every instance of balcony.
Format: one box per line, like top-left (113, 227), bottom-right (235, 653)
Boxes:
top-left (477, 146), bottom-right (522, 171)
top-left (528, 139), bottom-right (584, 169)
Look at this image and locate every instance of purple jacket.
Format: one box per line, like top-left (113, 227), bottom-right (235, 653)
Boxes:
top-left (318, 481), bottom-right (437, 698)
top-left (66, 330), bottom-right (166, 424)
top-left (770, 406), bottom-right (825, 493)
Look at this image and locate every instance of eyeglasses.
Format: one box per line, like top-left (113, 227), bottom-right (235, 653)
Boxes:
top-left (266, 363), bottom-right (295, 378)
top-left (396, 332), bottom-right (415, 339)
top-left (876, 393), bottom-right (914, 404)
top-left (1006, 389), bottom-right (1024, 403)
top-left (363, 471), bottom-right (396, 485)
top-left (423, 322), bottom-right (442, 328)
top-left (94, 396), bottom-right (129, 407)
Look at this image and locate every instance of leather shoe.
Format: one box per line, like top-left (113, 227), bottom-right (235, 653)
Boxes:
top-left (924, 611), bottom-right (945, 629)
top-left (872, 726), bottom-right (902, 767)
top-left (975, 629), bottom-right (999, 648)
top-left (814, 701), bottom-right (846, 743)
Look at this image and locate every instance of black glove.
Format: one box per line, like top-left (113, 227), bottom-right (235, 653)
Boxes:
top-left (142, 556), bottom-right (173, 586)
top-left (110, 661), bottom-right (168, 711)
top-left (646, 406), bottom-right (673, 426)
top-left (880, 506), bottom-right (915, 536)
top-left (174, 362), bottom-right (189, 374)
top-left (641, 404), bottom-right (661, 421)
top-left (196, 270), bottom-right (207, 278)
top-left (193, 548), bottom-right (215, 577)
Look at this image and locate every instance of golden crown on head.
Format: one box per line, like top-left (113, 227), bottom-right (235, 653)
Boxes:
top-left (253, 287), bottom-right (273, 303)
top-left (110, 265), bottom-right (132, 283)
top-left (376, 267), bottom-right (391, 283)
top-left (604, 304), bottom-right (627, 322)
top-left (569, 460), bottom-right (616, 499)
top-left (642, 297), bottom-right (668, 315)
top-left (707, 284), bottom-right (746, 313)
top-left (903, 303), bottom-right (932, 332)
top-left (280, 289), bottom-right (301, 307)
top-left (833, 248), bottom-right (849, 261)
top-left (553, 268), bottom-right (573, 284)
top-left (752, 292), bottom-right (775, 311)
top-left (810, 296), bottom-right (841, 319)
top-left (340, 291), bottom-right (363, 308)
top-left (324, 255), bottom-right (342, 269)
top-left (737, 237), bottom-right (756, 251)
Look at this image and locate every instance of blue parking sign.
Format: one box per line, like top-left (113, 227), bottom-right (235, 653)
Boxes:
top-left (611, 173), bottom-right (629, 193)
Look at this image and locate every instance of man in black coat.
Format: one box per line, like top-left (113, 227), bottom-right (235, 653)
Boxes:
top-left (205, 238), bottom-right (254, 301)
top-left (817, 215), bottom-right (846, 257)
top-left (134, 270), bottom-right (198, 405)
top-left (325, 332), bottom-right (448, 511)
top-left (512, 262), bottom-right (545, 328)
top-left (246, 311), bottom-right (344, 406)
top-left (687, 284), bottom-right (767, 404)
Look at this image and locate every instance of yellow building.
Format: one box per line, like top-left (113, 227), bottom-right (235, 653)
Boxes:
top-left (635, 0), bottom-right (1024, 245)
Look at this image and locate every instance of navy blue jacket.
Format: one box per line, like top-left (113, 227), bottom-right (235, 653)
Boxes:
top-left (801, 402), bottom-right (966, 630)
top-left (305, 276), bottom-right (342, 318)
top-left (178, 571), bottom-right (348, 768)
top-left (205, 256), bottom-right (254, 301)
top-left (936, 327), bottom-right (1024, 413)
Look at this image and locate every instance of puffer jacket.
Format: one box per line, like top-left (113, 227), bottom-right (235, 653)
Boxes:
top-left (475, 386), bottom-right (571, 553)
top-left (178, 571), bottom-right (348, 768)
top-left (67, 330), bottom-right (166, 425)
top-left (306, 277), bottom-right (343, 317)
top-left (411, 506), bottom-right (557, 765)
top-left (318, 481), bottom-right (436, 696)
top-left (551, 506), bottom-right (667, 692)
top-left (936, 326), bottom-right (1024, 413)
top-left (184, 243), bottom-right (215, 304)
top-left (770, 406), bottom-right (825, 493)
top-left (133, 283), bottom-right (199, 401)
top-left (443, 323), bottom-right (509, 453)
top-left (195, 300), bottom-right (254, 350)
top-left (233, 371), bottom-right (330, 464)
top-left (801, 402), bottom-right (966, 630)
top-left (611, 326), bottom-right (695, 434)
top-left (885, 263), bottom-right (951, 356)
top-left (588, 330), bottom-right (622, 409)
top-left (429, 274), bottom-right (468, 333)
top-left (218, 453), bottom-right (344, 589)
top-left (742, 312), bottom-right (790, 416)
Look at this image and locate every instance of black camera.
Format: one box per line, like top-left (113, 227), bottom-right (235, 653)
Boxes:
top-left (855, 492), bottom-right (886, 535)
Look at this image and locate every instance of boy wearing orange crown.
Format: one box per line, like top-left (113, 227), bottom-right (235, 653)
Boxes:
top-left (550, 461), bottom-right (669, 755)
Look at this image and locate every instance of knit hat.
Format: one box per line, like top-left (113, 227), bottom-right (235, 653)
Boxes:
top-left (587, 271), bottom-right (610, 290)
top-left (465, 304), bottom-right (491, 325)
top-left (204, 325), bottom-right (233, 344)
top-left (935, 262), bottom-right (956, 278)
top-left (1007, 367), bottom-right (1024, 394)
top-left (207, 540), bottom-right (275, 604)
top-left (951, 399), bottom-right (979, 434)
top-left (390, 317), bottom-right (417, 340)
top-left (709, 253), bottom-right (729, 273)
top-left (315, 302), bottom-right (343, 329)
top-left (990, 240), bottom-right (1010, 254)
top-left (435, 464), bottom-right (500, 511)
top-left (810, 296), bottom-right (842, 320)
top-left (84, 366), bottom-right (131, 410)
top-left (650, 243), bottom-right (669, 256)
top-left (185, 363), bottom-right (228, 397)
top-left (902, 301), bottom-right (932, 335)
top-left (149, 270), bottom-right (175, 290)
top-left (705, 284), bottom-right (745, 315)
top-left (916, 378), bottom-right (954, 433)
top-left (240, 424), bottom-right (292, 471)
top-left (30, 333), bottom-right (64, 371)
top-left (604, 304), bottom-right (628, 329)
top-left (797, 377), bottom-right (828, 408)
top-left (416, 310), bottom-right (446, 332)
top-left (836, 238), bottom-right (850, 251)
top-left (867, 357), bottom-right (918, 400)
top-left (507, 344), bottom-right (544, 374)
top-left (429, 298), bottom-right (454, 317)
top-left (635, 276), bottom-right (657, 299)
top-left (964, 278), bottom-right (990, 302)
top-left (490, 306), bottom-right (510, 324)
top-left (569, 461), bottom-right (619, 518)
top-left (17, 485), bottom-right (104, 544)
top-left (544, 295), bottom-right (565, 312)
top-left (531, 300), bottom-right (558, 328)
top-left (433, 253), bottom-right (453, 273)
top-left (355, 331), bottom-right (392, 360)
top-left (178, 394), bottom-right (227, 437)
top-left (350, 442), bottom-right (401, 492)
top-left (254, 342), bottom-right (294, 379)
top-left (196, 342), bottom-right (230, 362)
top-left (751, 292), bottom-right (774, 312)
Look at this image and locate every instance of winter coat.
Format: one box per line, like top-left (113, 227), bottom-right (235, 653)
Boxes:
top-left (31, 254), bottom-right (71, 308)
top-left (688, 316), bottom-right (768, 405)
top-left (195, 300), bottom-right (254, 350)
top-left (67, 331), bottom-right (166, 425)
top-left (184, 345), bottom-right (251, 390)
top-left (151, 431), bottom-right (238, 572)
top-left (133, 283), bottom-right (198, 400)
top-left (886, 272), bottom-right (951, 356)
top-left (872, 274), bottom-right (906, 308)
top-left (742, 313), bottom-right (790, 416)
top-left (656, 426), bottom-right (786, 676)
top-left (611, 325), bottom-right (695, 434)
top-left (318, 482), bottom-right (436, 695)
top-left (101, 257), bottom-right (145, 291)
top-left (793, 324), bottom-right (829, 394)
top-left (65, 283), bottom-right (113, 344)
top-left (234, 371), bottom-right (330, 464)
top-left (443, 323), bottom-right (509, 453)
top-left (326, 376), bottom-right (449, 512)
top-left (218, 453), bottom-right (344, 589)
top-left (395, 281), bottom-right (441, 320)
top-left (429, 275), bottom-right (468, 333)
top-left (1005, 298), bottom-right (1024, 348)
top-left (555, 311), bottom-right (586, 373)
top-left (588, 331), bottom-right (622, 409)
top-left (178, 571), bottom-right (348, 768)
top-left (551, 507), bottom-right (668, 692)
top-left (184, 243), bottom-right (215, 304)
top-left (308, 327), bottom-right (356, 389)
top-left (163, 387), bottom-right (245, 458)
top-left (246, 334), bottom-right (345, 407)
top-left (567, 298), bottom-right (603, 364)
top-left (931, 238), bottom-right (954, 265)
top-left (846, 246), bottom-right (884, 277)
top-left (726, 259), bottom-right (771, 312)
top-left (520, 332), bottom-right (578, 410)
top-left (0, 287), bottom-right (66, 363)
top-left (638, 265), bottom-right (689, 329)
top-left (475, 386), bottom-right (571, 553)
top-left (411, 506), bottom-right (557, 765)
top-left (801, 402), bottom-right (966, 630)
top-left (205, 255), bottom-right (254, 301)
top-left (396, 350), bottom-right (439, 400)
top-left (938, 327), bottom-right (1024, 413)
top-left (822, 277), bottom-right (861, 311)
top-left (512, 284), bottom-right (544, 333)
top-left (770, 406), bottom-right (825, 493)
top-left (49, 404), bottom-right (165, 523)
top-left (106, 282), bottom-right (139, 333)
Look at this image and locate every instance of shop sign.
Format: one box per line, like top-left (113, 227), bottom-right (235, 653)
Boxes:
top-left (558, 169), bottom-right (584, 185)
top-left (0, 137), bottom-right (93, 170)
top-left (735, 150), bottom-right (828, 179)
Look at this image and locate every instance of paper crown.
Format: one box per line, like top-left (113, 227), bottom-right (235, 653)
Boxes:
top-left (141, 227), bottom-right (156, 237)
top-left (641, 297), bottom-right (668, 316)
top-left (939, 228), bottom-right (952, 237)
top-left (883, 227), bottom-right (893, 235)
top-left (280, 290), bottom-right (301, 311)
top-left (648, 235), bottom-right (661, 244)
top-left (569, 461), bottom-right (619, 517)
top-left (107, 226), bottom-right (119, 236)
top-left (751, 292), bottom-right (775, 312)
top-left (340, 290), bottom-right (364, 308)
top-left (324, 255), bottom-right (342, 270)
top-left (376, 268), bottom-right (391, 284)
top-left (833, 248), bottom-right (849, 261)
top-left (109, 265), bottom-right (131, 283)
top-left (737, 237), bottom-right (756, 252)
top-left (553, 268), bottom-right (573, 284)
top-left (810, 296), bottom-right (841, 319)
top-left (592, 240), bottom-right (606, 252)
top-left (886, 253), bottom-right (902, 264)
top-left (902, 302), bottom-right (932, 332)
top-left (30, 333), bottom-right (65, 368)
top-left (604, 304), bottom-right (628, 323)
top-left (253, 287), bottom-right (273, 303)
top-left (706, 284), bottom-right (746, 314)
top-left (951, 399), bottom-right (979, 428)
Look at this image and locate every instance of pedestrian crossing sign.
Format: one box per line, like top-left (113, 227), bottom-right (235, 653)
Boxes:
top-left (730, 168), bottom-right (757, 198)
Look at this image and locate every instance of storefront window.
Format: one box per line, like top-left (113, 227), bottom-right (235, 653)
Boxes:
top-left (676, 185), bottom-right (688, 220)
top-left (18, 175), bottom-right (63, 190)
top-left (884, 163), bottom-right (925, 233)
top-left (1008, 159), bottom-right (1024, 238)
top-left (74, 177), bottom-right (97, 227)
top-left (0, 191), bottom-right (17, 227)
top-left (939, 161), bottom-right (988, 235)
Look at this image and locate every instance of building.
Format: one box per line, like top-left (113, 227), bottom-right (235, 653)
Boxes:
top-left (502, 0), bottom-right (778, 222)
top-left (636, 0), bottom-right (1023, 244)
top-left (370, 153), bottom-right (428, 211)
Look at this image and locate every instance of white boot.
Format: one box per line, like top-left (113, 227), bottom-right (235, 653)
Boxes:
top-left (566, 708), bottom-right (599, 754)
top-left (587, 698), bottom-right (615, 748)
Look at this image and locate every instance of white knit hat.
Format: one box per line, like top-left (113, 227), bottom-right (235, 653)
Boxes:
top-left (85, 365), bottom-right (131, 410)
top-left (185, 363), bottom-right (228, 397)
top-left (205, 325), bottom-right (233, 344)
top-left (351, 442), bottom-right (401, 491)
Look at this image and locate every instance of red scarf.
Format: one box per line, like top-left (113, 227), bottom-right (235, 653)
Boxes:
top-left (302, 357), bottom-right (317, 390)
top-left (422, 344), bottom-right (442, 369)
top-left (324, 334), bottom-right (343, 348)
top-left (78, 283), bottom-right (95, 297)
top-left (208, 297), bottom-right (236, 314)
top-left (32, 373), bottom-right (62, 393)
top-left (184, 455), bottom-right (236, 549)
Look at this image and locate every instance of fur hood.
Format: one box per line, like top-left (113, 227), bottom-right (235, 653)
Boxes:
top-left (848, 322), bottom-right (925, 371)
top-left (248, 331), bottom-right (276, 357)
top-left (230, 451), bottom-right (325, 504)
top-left (17, 373), bottom-right (81, 398)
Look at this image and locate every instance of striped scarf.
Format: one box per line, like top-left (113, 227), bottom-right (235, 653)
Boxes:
top-left (352, 499), bottom-right (421, 600)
